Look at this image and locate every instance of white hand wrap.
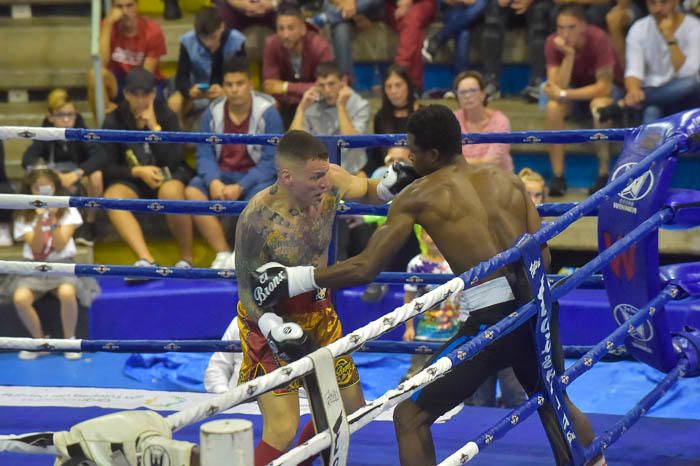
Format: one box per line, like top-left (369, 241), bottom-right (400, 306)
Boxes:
top-left (287, 265), bottom-right (318, 297)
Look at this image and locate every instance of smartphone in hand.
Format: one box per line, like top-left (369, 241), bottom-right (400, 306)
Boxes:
top-left (196, 83), bottom-right (210, 91)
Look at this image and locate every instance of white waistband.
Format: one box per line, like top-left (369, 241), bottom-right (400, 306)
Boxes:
top-left (459, 276), bottom-right (515, 312)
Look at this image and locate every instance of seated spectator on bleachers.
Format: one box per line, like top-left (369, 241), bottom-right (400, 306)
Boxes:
top-left (481, 0), bottom-right (552, 101)
top-left (384, 0), bottom-right (437, 92)
top-left (101, 68), bottom-right (194, 270)
top-left (421, 0), bottom-right (488, 75)
top-left (262, 3), bottom-right (334, 127)
top-left (21, 89), bottom-right (106, 246)
top-left (368, 65), bottom-right (420, 175)
top-left (600, 0), bottom-right (700, 125)
top-left (169, 7), bottom-right (247, 128)
top-left (88, 0), bottom-right (167, 123)
top-left (7, 167), bottom-right (100, 361)
top-left (0, 142), bottom-right (15, 247)
top-left (453, 71), bottom-right (514, 172)
top-left (606, 0), bottom-right (645, 68)
top-left (185, 57), bottom-right (283, 269)
top-left (543, 6), bottom-right (623, 196)
top-left (518, 167), bottom-right (547, 204)
top-left (290, 61), bottom-right (370, 175)
top-left (312, 0), bottom-right (384, 82)
top-left (554, 0), bottom-right (614, 30)
top-left (214, 0), bottom-right (277, 32)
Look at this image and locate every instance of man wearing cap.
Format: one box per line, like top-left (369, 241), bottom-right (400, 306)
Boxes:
top-left (101, 68), bottom-right (195, 273)
top-left (88, 0), bottom-right (167, 123)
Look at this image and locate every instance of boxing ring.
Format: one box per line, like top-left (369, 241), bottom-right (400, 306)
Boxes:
top-left (0, 109), bottom-right (699, 465)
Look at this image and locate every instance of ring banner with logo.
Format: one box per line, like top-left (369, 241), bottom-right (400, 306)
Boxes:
top-left (598, 110), bottom-right (700, 372)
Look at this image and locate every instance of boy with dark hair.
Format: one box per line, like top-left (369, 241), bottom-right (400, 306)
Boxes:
top-left (290, 60), bottom-right (370, 175)
top-left (169, 6), bottom-right (247, 126)
top-left (184, 56), bottom-right (284, 269)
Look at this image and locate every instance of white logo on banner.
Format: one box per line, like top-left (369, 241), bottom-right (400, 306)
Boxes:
top-left (611, 163), bottom-right (655, 201)
top-left (613, 303), bottom-right (655, 342)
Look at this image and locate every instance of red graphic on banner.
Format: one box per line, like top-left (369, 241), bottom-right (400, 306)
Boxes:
top-left (603, 232), bottom-right (637, 281)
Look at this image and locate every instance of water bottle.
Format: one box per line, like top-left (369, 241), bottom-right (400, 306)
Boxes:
top-left (538, 81), bottom-right (548, 112)
top-left (371, 64), bottom-right (382, 96)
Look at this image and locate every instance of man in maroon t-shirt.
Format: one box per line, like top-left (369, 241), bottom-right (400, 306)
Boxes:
top-left (88, 0), bottom-right (167, 123)
top-left (542, 5), bottom-right (624, 196)
top-left (262, 3), bottom-right (333, 127)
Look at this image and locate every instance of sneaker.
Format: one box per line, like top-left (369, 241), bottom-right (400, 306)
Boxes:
top-left (0, 223), bottom-right (12, 247)
top-left (225, 251), bottom-right (236, 270)
top-left (163, 0), bottom-right (182, 20)
top-left (75, 222), bottom-right (96, 246)
top-left (361, 284), bottom-right (388, 303)
top-left (174, 259), bottom-right (192, 268)
top-left (521, 79), bottom-right (543, 103)
top-left (443, 90), bottom-right (456, 99)
top-left (588, 174), bottom-right (609, 195)
top-left (64, 352), bottom-right (82, 360)
top-left (18, 350), bottom-right (49, 360)
top-left (307, 12), bottom-right (327, 28)
top-left (596, 103), bottom-right (624, 124)
top-left (124, 258), bottom-right (157, 284)
top-left (484, 81), bottom-right (501, 103)
top-left (421, 35), bottom-right (441, 63)
top-left (211, 251), bottom-right (232, 269)
top-left (549, 175), bottom-right (568, 197)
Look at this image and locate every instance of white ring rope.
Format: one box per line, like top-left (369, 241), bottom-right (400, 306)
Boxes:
top-left (0, 126), bottom-right (66, 141)
top-left (164, 277), bottom-right (465, 431)
top-left (0, 260), bottom-right (76, 277)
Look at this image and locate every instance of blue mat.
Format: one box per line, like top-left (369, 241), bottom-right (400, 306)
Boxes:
top-left (1, 405), bottom-right (699, 465)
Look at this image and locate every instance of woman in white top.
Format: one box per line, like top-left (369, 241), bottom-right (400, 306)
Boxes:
top-left (8, 166), bottom-right (99, 360)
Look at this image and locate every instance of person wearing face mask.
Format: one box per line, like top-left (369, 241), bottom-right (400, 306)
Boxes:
top-left (21, 89), bottom-right (107, 247)
top-left (102, 67), bottom-right (195, 272)
top-left (4, 167), bottom-right (100, 361)
top-left (168, 7), bottom-right (246, 128)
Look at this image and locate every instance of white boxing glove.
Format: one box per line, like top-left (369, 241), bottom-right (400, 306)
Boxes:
top-left (376, 161), bottom-right (420, 202)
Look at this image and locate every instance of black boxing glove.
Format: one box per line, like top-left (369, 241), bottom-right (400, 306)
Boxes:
top-left (376, 161), bottom-right (420, 202)
top-left (258, 313), bottom-right (318, 361)
top-left (251, 262), bottom-right (318, 310)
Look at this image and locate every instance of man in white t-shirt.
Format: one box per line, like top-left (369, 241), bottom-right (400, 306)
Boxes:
top-left (612, 0), bottom-right (700, 123)
top-left (204, 316), bottom-right (244, 393)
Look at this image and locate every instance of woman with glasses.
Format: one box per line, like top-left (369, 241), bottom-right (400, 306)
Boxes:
top-left (452, 70), bottom-right (514, 172)
top-left (21, 89), bottom-right (107, 246)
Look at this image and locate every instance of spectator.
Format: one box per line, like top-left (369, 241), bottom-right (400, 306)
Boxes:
top-left (312, 0), bottom-right (384, 82)
top-left (368, 65), bottom-right (420, 175)
top-left (204, 316), bottom-right (243, 393)
top-left (421, 0), bottom-right (488, 74)
top-left (402, 227), bottom-right (462, 380)
top-left (8, 167), bottom-right (100, 360)
top-left (481, 0), bottom-right (552, 101)
top-left (0, 142), bottom-right (14, 247)
top-left (542, 5), bottom-right (624, 196)
top-left (518, 167), bottom-right (547, 204)
top-left (21, 89), bottom-right (107, 246)
top-left (262, 3), bottom-right (334, 127)
top-left (88, 0), bottom-right (167, 122)
top-left (452, 71), bottom-right (514, 172)
top-left (169, 7), bottom-right (247, 128)
top-left (214, 0), bottom-right (276, 32)
top-left (605, 0), bottom-right (645, 68)
top-left (185, 57), bottom-right (283, 269)
top-left (384, 0), bottom-right (437, 92)
top-left (600, 0), bottom-right (700, 124)
top-left (101, 68), bottom-right (194, 270)
top-left (290, 61), bottom-right (370, 175)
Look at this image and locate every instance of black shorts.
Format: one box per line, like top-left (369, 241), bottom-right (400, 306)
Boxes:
top-left (107, 165), bottom-right (193, 199)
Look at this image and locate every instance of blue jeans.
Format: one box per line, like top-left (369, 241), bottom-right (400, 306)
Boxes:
top-left (189, 171), bottom-right (273, 201)
top-left (325, 0), bottom-right (384, 80)
top-left (435, 0), bottom-right (488, 73)
top-left (641, 75), bottom-right (700, 124)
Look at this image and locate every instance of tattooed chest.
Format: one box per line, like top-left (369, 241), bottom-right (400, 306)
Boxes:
top-left (264, 211), bottom-right (335, 266)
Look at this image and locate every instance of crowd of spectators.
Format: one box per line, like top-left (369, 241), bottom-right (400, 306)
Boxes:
top-left (3, 0), bottom-right (699, 266)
